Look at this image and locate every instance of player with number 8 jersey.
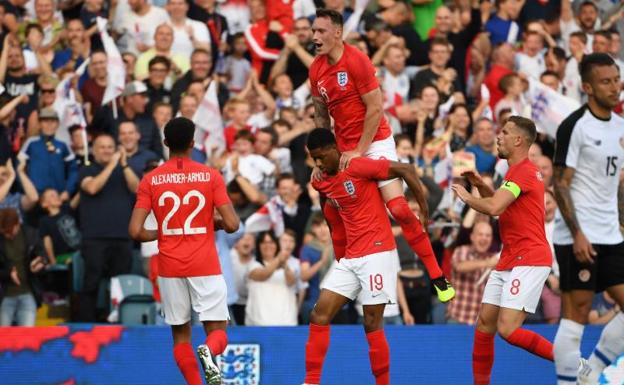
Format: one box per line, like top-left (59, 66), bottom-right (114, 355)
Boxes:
top-left (452, 116), bottom-right (554, 385)
top-left (129, 117), bottom-right (240, 385)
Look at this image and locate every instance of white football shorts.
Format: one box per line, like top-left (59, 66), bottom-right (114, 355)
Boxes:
top-left (481, 266), bottom-right (551, 313)
top-left (321, 249), bottom-right (400, 306)
top-left (158, 275), bottom-right (230, 325)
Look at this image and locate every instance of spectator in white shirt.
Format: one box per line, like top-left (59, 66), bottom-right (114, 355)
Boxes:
top-left (115, 0), bottom-right (169, 55)
top-left (166, 0), bottom-right (211, 58)
top-left (515, 31), bottom-right (546, 77)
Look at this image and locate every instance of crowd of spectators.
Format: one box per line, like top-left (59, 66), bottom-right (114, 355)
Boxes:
top-left (0, 0), bottom-right (622, 326)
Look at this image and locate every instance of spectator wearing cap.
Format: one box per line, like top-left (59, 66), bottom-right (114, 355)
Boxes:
top-left (26, 75), bottom-right (59, 141)
top-left (134, 23), bottom-right (190, 81)
top-left (91, 80), bottom-right (164, 159)
top-left (144, 56), bottom-right (172, 114)
top-left (77, 133), bottom-right (139, 321)
top-left (446, 221), bottom-right (498, 325)
top-left (117, 120), bottom-right (158, 177)
top-left (19, 108), bottom-right (78, 200)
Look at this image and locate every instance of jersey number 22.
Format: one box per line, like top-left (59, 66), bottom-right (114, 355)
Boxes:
top-left (158, 190), bottom-right (207, 235)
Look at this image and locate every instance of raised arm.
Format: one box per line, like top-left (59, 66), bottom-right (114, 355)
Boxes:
top-left (16, 158), bottom-right (38, 211)
top-left (248, 258), bottom-right (281, 281)
top-left (452, 182), bottom-right (517, 216)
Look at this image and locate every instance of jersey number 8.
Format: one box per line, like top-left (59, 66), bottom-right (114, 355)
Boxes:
top-left (158, 190), bottom-right (207, 235)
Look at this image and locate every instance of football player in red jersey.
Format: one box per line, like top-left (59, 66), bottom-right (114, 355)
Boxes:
top-left (452, 116), bottom-right (555, 385)
top-left (308, 8), bottom-right (455, 302)
top-left (302, 128), bottom-right (431, 385)
top-left (129, 117), bottom-right (240, 385)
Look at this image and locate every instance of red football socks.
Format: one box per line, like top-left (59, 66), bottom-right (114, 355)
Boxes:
top-left (473, 330), bottom-right (495, 385)
top-left (386, 197), bottom-right (443, 279)
top-left (503, 328), bottom-right (554, 361)
top-left (366, 329), bottom-right (390, 385)
top-left (205, 329), bottom-right (228, 356)
top-left (304, 323), bottom-right (330, 384)
top-left (173, 342), bottom-right (202, 385)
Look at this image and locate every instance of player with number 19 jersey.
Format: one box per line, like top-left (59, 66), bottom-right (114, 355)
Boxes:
top-left (135, 157), bottom-right (231, 277)
top-left (312, 157), bottom-right (396, 259)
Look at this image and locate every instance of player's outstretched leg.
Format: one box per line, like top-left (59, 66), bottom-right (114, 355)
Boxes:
top-left (363, 304), bottom-right (390, 385)
top-left (304, 289), bottom-right (350, 385)
top-left (498, 307), bottom-right (554, 361)
top-left (473, 304), bottom-right (498, 385)
top-left (383, 192), bottom-right (454, 302)
top-left (554, 291), bottom-right (593, 385)
top-left (172, 323), bottom-right (203, 385)
top-left (198, 321), bottom-right (228, 385)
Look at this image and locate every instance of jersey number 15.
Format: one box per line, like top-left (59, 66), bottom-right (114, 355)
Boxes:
top-left (158, 190), bottom-right (207, 235)
top-left (606, 156), bottom-right (619, 177)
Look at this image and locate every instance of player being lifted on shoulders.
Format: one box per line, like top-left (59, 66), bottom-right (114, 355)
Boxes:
top-left (308, 8), bottom-right (454, 302)
top-left (452, 116), bottom-right (554, 385)
top-left (303, 128), bottom-right (432, 385)
top-left (129, 117), bottom-right (240, 385)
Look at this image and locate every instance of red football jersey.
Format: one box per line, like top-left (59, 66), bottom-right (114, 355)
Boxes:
top-left (497, 158), bottom-right (552, 270)
top-left (309, 44), bottom-right (392, 152)
top-left (312, 157), bottom-right (396, 259)
top-left (135, 158), bottom-right (231, 277)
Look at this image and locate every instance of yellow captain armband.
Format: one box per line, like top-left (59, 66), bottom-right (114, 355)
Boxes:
top-left (500, 180), bottom-right (521, 198)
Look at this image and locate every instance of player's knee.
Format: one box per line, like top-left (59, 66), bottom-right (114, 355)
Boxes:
top-left (496, 320), bottom-right (518, 340)
top-left (565, 298), bottom-right (592, 324)
top-left (476, 312), bottom-right (497, 334)
top-left (362, 312), bottom-right (383, 333)
top-left (386, 197), bottom-right (416, 226)
top-left (309, 308), bottom-right (331, 326)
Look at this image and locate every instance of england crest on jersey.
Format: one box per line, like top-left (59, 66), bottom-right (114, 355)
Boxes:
top-left (344, 180), bottom-right (355, 195)
top-left (337, 71), bottom-right (348, 87)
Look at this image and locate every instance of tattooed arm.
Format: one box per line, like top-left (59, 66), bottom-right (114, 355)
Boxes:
top-left (312, 96), bottom-right (331, 129)
top-left (553, 165), bottom-right (596, 263)
top-left (553, 165), bottom-right (580, 237)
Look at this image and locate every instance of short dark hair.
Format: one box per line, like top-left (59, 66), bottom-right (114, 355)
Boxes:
top-left (258, 126), bottom-right (279, 146)
top-left (549, 46), bottom-right (566, 62)
top-left (164, 117), bottom-right (195, 152)
top-left (507, 115), bottom-right (537, 144)
top-left (540, 70), bottom-right (559, 80)
top-left (68, 124), bottom-right (83, 136)
top-left (429, 36), bottom-right (450, 51)
top-left (570, 31), bottom-right (588, 44)
top-left (149, 55), bottom-right (171, 71)
top-left (0, 208), bottom-right (19, 234)
top-left (499, 73), bottom-right (519, 93)
top-left (270, 119), bottom-right (292, 131)
top-left (594, 29), bottom-right (612, 41)
top-left (25, 23), bottom-right (43, 37)
top-left (579, 53), bottom-right (617, 83)
top-left (306, 128), bottom-right (337, 151)
top-left (276, 172), bottom-right (296, 188)
top-left (234, 129), bottom-right (255, 143)
top-left (315, 8), bottom-right (343, 27)
top-left (394, 133), bottom-right (411, 145)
